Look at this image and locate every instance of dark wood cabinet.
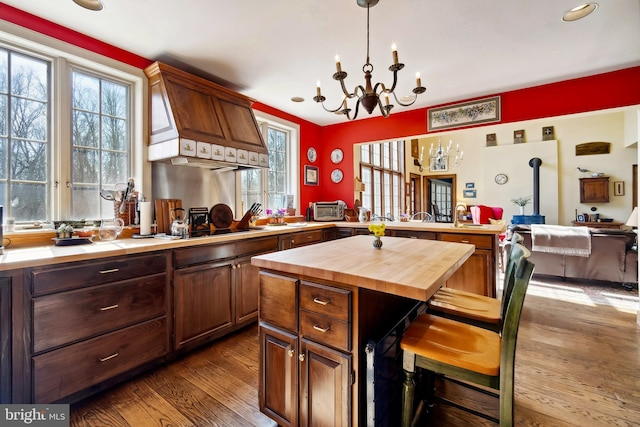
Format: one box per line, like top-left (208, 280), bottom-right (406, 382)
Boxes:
top-left (1, 275), bottom-right (11, 404)
top-left (173, 260), bottom-right (234, 350)
top-left (173, 236), bottom-right (279, 352)
top-left (279, 229), bottom-right (324, 250)
top-left (580, 177), bottom-right (610, 203)
top-left (28, 253), bottom-right (169, 403)
top-left (259, 272), bottom-right (353, 427)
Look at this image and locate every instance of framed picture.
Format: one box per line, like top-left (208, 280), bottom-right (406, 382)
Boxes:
top-left (577, 214), bottom-right (585, 222)
top-left (486, 133), bottom-right (497, 147)
top-left (463, 189), bottom-right (477, 198)
top-left (542, 126), bottom-right (555, 140)
top-left (465, 182), bottom-right (475, 189)
top-left (514, 129), bottom-right (525, 144)
top-left (428, 96), bottom-right (501, 131)
top-left (304, 165), bottom-right (318, 186)
top-left (410, 139), bottom-right (419, 158)
top-left (614, 181), bottom-right (625, 196)
top-left (430, 156), bottom-right (448, 172)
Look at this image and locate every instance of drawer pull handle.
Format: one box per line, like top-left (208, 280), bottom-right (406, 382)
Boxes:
top-left (461, 240), bottom-right (470, 243)
top-left (99, 304), bottom-right (119, 311)
top-left (288, 349), bottom-right (294, 357)
top-left (313, 297), bottom-right (330, 306)
top-left (313, 324), bottom-right (330, 333)
top-left (299, 354), bottom-right (305, 362)
top-left (99, 352), bottom-right (119, 362)
top-left (99, 268), bottom-right (120, 274)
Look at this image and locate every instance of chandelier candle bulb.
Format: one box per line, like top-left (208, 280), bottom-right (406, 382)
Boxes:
top-left (416, 72), bottom-right (421, 87)
top-left (385, 94), bottom-right (390, 106)
top-left (335, 55), bottom-right (342, 73)
top-left (316, 81), bottom-right (322, 97)
top-left (392, 44), bottom-right (399, 64)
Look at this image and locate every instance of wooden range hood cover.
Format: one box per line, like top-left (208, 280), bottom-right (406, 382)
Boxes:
top-left (144, 61), bottom-right (269, 168)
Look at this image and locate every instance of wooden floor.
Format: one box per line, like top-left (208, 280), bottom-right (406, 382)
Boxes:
top-left (70, 282), bottom-right (640, 427)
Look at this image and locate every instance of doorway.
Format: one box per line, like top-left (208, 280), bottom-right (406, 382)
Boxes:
top-left (423, 174), bottom-right (457, 222)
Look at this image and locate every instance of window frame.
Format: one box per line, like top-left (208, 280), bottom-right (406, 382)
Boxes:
top-left (0, 21), bottom-right (146, 224)
top-left (236, 110), bottom-right (299, 215)
top-left (359, 140), bottom-right (405, 220)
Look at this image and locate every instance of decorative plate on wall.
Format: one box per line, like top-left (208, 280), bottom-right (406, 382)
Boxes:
top-left (331, 148), bottom-right (344, 164)
top-left (331, 168), bottom-right (343, 183)
top-left (307, 147), bottom-right (317, 163)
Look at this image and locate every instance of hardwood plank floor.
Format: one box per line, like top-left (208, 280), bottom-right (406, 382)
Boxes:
top-left (71, 280), bottom-right (640, 427)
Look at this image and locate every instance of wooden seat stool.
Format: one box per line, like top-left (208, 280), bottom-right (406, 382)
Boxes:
top-left (401, 243), bottom-right (534, 427)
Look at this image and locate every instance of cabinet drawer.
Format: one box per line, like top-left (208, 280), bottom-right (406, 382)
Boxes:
top-left (300, 310), bottom-right (350, 352)
top-left (300, 282), bottom-right (350, 321)
top-left (174, 237), bottom-right (278, 268)
top-left (31, 253), bottom-right (167, 296)
top-left (260, 272), bottom-right (298, 332)
top-left (33, 275), bottom-right (166, 353)
top-left (392, 230), bottom-right (437, 240)
top-left (439, 233), bottom-right (493, 249)
top-left (291, 230), bottom-right (324, 246)
top-left (33, 317), bottom-right (167, 403)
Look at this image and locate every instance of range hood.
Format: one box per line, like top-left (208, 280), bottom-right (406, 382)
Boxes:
top-left (144, 62), bottom-right (269, 169)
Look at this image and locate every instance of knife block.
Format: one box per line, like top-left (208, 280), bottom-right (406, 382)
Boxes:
top-left (235, 209), bottom-right (255, 231)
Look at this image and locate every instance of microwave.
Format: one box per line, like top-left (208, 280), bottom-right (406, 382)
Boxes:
top-left (313, 201), bottom-right (345, 221)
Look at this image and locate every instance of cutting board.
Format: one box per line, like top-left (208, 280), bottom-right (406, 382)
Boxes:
top-left (155, 199), bottom-right (182, 234)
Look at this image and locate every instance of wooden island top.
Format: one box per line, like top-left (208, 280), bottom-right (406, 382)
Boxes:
top-left (251, 234), bottom-right (474, 301)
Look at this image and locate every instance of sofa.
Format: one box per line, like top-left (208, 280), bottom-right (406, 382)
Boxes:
top-left (508, 224), bottom-right (638, 286)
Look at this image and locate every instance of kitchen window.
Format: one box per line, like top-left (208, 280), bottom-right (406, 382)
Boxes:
top-left (238, 113), bottom-right (299, 215)
top-left (0, 28), bottom-right (144, 225)
top-left (359, 141), bottom-right (404, 220)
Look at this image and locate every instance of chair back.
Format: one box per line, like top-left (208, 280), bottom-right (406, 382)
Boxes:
top-left (499, 232), bottom-right (525, 323)
top-left (499, 243), bottom-right (534, 424)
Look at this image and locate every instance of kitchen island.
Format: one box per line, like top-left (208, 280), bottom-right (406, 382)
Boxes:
top-left (251, 235), bottom-right (474, 427)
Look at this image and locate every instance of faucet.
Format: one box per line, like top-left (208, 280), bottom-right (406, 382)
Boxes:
top-left (371, 214), bottom-right (394, 222)
top-left (410, 212), bottom-right (434, 222)
top-left (453, 203), bottom-right (467, 228)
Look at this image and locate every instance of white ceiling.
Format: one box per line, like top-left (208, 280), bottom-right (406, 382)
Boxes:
top-left (5, 0), bottom-right (640, 126)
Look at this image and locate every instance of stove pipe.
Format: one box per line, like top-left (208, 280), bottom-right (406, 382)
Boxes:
top-left (529, 158), bottom-right (542, 216)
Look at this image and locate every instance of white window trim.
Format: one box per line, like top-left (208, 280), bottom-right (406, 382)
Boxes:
top-left (0, 20), bottom-right (147, 221)
top-left (236, 110), bottom-right (300, 211)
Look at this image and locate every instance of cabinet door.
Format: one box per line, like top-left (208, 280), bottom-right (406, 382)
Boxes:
top-left (1, 276), bottom-right (10, 404)
top-left (234, 256), bottom-right (260, 326)
top-left (300, 339), bottom-right (352, 427)
top-left (174, 262), bottom-right (233, 350)
top-left (260, 324), bottom-right (298, 427)
top-left (445, 249), bottom-right (493, 296)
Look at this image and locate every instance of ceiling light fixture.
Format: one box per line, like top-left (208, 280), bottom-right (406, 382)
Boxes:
top-left (72, 0), bottom-right (104, 11)
top-left (313, 0), bottom-right (425, 120)
top-left (562, 3), bottom-right (598, 22)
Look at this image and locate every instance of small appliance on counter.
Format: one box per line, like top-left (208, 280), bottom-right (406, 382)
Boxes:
top-left (313, 201), bottom-right (345, 221)
top-left (189, 207), bottom-right (210, 237)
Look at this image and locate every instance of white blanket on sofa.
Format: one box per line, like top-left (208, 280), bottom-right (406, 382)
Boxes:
top-left (531, 224), bottom-right (591, 257)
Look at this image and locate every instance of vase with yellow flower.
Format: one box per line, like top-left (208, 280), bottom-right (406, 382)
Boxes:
top-left (368, 222), bottom-right (386, 249)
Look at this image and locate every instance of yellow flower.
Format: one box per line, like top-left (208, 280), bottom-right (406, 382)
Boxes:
top-left (368, 222), bottom-right (386, 237)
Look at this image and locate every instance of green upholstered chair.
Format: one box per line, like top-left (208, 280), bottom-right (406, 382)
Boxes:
top-left (426, 232), bottom-right (524, 332)
top-left (400, 243), bottom-right (534, 426)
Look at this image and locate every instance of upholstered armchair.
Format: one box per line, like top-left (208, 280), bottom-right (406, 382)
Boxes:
top-left (470, 205), bottom-right (504, 225)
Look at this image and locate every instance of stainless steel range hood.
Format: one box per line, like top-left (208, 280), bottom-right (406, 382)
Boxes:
top-left (144, 62), bottom-right (269, 170)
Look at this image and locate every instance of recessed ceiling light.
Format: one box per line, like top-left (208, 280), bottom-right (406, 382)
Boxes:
top-left (291, 96), bottom-right (305, 103)
top-left (562, 3), bottom-right (598, 22)
top-left (73, 0), bottom-right (104, 11)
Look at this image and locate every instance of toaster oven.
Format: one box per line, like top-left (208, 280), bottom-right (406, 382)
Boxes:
top-left (313, 201), bottom-right (345, 221)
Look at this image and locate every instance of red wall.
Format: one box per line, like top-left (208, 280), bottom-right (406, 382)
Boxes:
top-left (3, 2), bottom-right (639, 211)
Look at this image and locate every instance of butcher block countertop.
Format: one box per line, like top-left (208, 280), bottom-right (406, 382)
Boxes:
top-left (0, 220), bottom-right (497, 273)
top-left (251, 235), bottom-right (475, 301)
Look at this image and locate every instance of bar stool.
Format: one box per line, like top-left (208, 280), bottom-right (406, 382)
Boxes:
top-left (400, 243), bottom-right (534, 427)
top-left (427, 232), bottom-right (524, 332)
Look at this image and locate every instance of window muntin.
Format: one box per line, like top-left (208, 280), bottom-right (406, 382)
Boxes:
top-left (359, 140), bottom-right (405, 220)
top-left (0, 48), bottom-right (50, 222)
top-left (239, 119), bottom-right (298, 214)
top-left (71, 69), bottom-right (131, 220)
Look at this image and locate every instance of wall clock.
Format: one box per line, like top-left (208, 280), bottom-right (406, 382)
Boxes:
top-left (331, 168), bottom-right (343, 183)
top-left (330, 148), bottom-right (344, 164)
top-left (307, 147), bottom-right (317, 163)
top-left (495, 173), bottom-right (508, 185)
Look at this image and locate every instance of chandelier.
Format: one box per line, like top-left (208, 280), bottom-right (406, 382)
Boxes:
top-left (313, 0), bottom-right (426, 120)
top-left (414, 139), bottom-right (463, 172)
